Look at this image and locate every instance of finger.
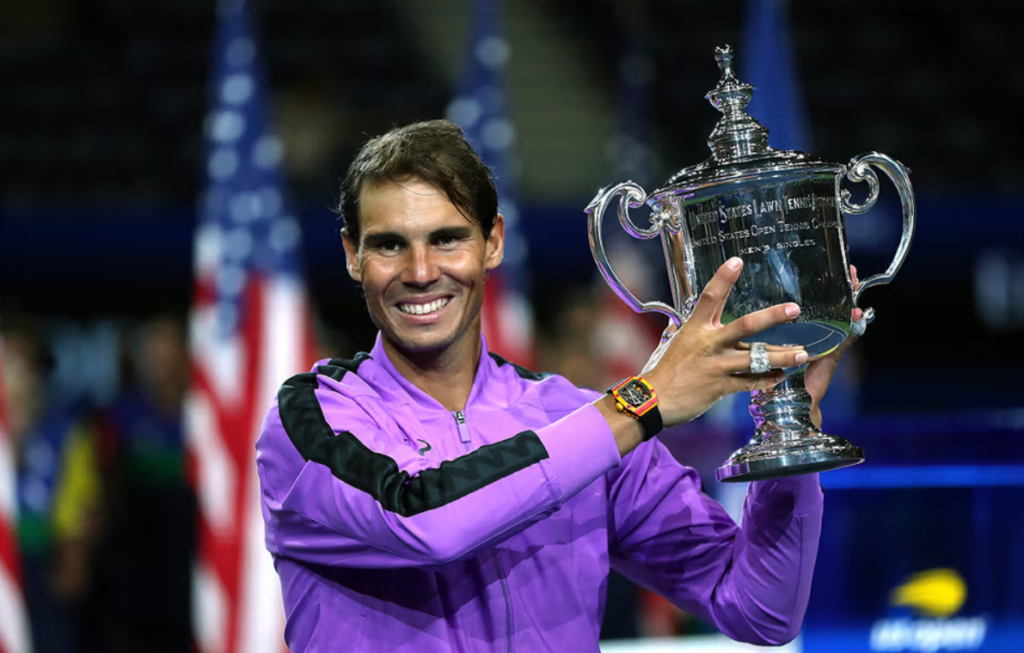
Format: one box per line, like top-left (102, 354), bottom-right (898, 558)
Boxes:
top-left (733, 342), bottom-right (805, 353)
top-left (724, 370), bottom-right (787, 394)
top-left (722, 348), bottom-right (808, 374)
top-left (812, 330), bottom-right (859, 373)
top-left (714, 302), bottom-right (801, 347)
top-left (832, 328), bottom-right (860, 359)
top-left (849, 265), bottom-right (866, 324)
top-left (690, 257), bottom-right (743, 326)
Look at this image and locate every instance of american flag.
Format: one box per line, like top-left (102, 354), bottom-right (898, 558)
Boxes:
top-left (186, 2), bottom-right (314, 652)
top-left (0, 341), bottom-right (30, 653)
top-left (447, 0), bottom-right (534, 367)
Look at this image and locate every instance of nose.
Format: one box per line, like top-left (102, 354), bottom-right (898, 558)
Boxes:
top-left (401, 243), bottom-right (441, 288)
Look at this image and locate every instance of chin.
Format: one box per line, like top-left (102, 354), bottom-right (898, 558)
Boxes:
top-left (372, 294), bottom-right (482, 357)
top-left (386, 326), bottom-right (458, 355)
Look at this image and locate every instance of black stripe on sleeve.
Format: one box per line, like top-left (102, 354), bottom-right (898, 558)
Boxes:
top-left (317, 352), bottom-right (372, 383)
top-left (489, 352), bottom-right (552, 384)
top-left (489, 352), bottom-right (551, 381)
top-left (277, 373), bottom-right (550, 517)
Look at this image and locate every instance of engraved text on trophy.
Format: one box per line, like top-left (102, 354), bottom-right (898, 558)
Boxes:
top-left (662, 177), bottom-right (854, 357)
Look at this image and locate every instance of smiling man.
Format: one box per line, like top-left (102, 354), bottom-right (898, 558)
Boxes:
top-left (255, 120), bottom-right (855, 652)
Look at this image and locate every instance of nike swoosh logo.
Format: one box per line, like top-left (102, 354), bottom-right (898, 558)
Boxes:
top-left (417, 439), bottom-right (432, 455)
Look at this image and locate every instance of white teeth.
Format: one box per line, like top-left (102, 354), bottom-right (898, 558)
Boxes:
top-left (399, 297), bottom-right (449, 315)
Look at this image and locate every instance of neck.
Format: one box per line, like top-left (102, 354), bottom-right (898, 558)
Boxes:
top-left (381, 327), bottom-right (482, 412)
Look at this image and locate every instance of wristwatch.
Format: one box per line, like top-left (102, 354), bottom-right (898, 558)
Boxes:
top-left (609, 376), bottom-right (663, 440)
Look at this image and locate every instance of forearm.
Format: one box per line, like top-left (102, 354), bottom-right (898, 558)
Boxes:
top-left (266, 402), bottom-right (623, 568)
top-left (711, 474), bottom-right (823, 645)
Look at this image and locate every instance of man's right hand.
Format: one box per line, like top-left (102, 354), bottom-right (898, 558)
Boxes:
top-left (643, 257), bottom-right (808, 427)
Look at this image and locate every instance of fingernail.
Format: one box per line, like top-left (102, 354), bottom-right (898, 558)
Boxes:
top-left (726, 257), bottom-right (742, 271)
top-left (795, 351), bottom-right (809, 364)
top-left (785, 304), bottom-right (801, 318)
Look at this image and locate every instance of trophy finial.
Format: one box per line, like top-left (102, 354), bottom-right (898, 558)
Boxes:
top-left (705, 45), bottom-right (770, 161)
top-left (714, 45), bottom-right (734, 78)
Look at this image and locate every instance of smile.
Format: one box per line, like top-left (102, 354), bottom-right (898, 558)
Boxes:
top-left (397, 297), bottom-right (451, 315)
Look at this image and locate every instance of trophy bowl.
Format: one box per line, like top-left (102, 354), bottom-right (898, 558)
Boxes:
top-left (586, 46), bottom-right (916, 483)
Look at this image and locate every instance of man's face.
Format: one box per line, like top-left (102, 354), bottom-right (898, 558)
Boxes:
top-left (342, 178), bottom-right (504, 356)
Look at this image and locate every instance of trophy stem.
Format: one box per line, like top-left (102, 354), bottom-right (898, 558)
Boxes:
top-left (750, 367), bottom-right (818, 441)
top-left (715, 366), bottom-right (864, 483)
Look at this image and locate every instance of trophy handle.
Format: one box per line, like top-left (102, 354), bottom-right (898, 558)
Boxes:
top-left (838, 152), bottom-right (916, 318)
top-left (585, 181), bottom-right (684, 326)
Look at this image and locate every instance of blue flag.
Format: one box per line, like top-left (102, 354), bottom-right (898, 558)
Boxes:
top-left (741, 0), bottom-right (811, 152)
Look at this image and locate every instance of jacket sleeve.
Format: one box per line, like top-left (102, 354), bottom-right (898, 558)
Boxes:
top-left (607, 439), bottom-right (823, 646)
top-left (256, 372), bottom-right (621, 569)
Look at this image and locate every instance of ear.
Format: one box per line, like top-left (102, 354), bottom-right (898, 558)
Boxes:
top-left (340, 229), bottom-right (362, 282)
top-left (484, 214), bottom-right (505, 272)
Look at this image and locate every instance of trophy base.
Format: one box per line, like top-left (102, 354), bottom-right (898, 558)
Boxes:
top-left (715, 365), bottom-right (864, 483)
top-left (715, 431), bottom-right (863, 482)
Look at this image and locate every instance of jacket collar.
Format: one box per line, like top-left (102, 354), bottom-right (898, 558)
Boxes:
top-left (368, 332), bottom-right (509, 412)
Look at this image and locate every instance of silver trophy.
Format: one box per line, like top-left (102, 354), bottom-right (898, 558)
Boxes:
top-left (586, 45), bottom-right (915, 482)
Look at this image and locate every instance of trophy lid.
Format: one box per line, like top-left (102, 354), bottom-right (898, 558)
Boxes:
top-left (705, 45), bottom-right (769, 160)
top-left (659, 45), bottom-right (833, 192)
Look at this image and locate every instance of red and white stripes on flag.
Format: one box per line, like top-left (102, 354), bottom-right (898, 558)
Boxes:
top-left (187, 2), bottom-right (316, 651)
top-left (187, 277), bottom-right (314, 653)
top-left (0, 342), bottom-right (30, 653)
top-left (481, 275), bottom-right (534, 369)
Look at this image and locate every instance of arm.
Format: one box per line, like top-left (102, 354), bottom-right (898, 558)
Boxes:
top-left (600, 258), bottom-right (845, 643)
top-left (608, 440), bottom-right (823, 646)
top-left (256, 371), bottom-right (622, 569)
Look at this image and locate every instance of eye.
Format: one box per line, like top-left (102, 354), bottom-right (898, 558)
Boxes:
top-left (377, 239), bottom-right (403, 253)
top-left (434, 231), bottom-right (468, 248)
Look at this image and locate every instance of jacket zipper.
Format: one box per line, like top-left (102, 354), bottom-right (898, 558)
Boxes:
top-left (456, 411), bottom-right (513, 648)
top-left (494, 551), bottom-right (514, 653)
top-left (453, 410), bottom-right (471, 450)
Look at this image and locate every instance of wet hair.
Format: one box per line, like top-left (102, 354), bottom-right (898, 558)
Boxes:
top-left (337, 120), bottom-right (498, 242)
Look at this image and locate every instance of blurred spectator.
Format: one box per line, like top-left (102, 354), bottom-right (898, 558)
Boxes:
top-left (4, 318), bottom-right (101, 653)
top-left (538, 287), bottom-right (602, 389)
top-left (88, 315), bottom-right (194, 653)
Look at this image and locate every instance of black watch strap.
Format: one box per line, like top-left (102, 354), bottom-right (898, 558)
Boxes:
top-left (637, 404), bottom-right (663, 441)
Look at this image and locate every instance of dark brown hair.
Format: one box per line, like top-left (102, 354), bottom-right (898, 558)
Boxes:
top-left (337, 120), bottom-right (498, 241)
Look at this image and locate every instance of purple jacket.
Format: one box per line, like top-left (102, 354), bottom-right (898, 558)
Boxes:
top-left (256, 334), bottom-right (824, 652)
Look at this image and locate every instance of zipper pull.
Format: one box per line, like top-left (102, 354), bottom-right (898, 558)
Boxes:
top-left (453, 411), bottom-right (471, 444)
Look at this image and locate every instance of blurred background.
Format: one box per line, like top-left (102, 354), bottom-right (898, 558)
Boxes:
top-left (0, 0), bottom-right (1021, 652)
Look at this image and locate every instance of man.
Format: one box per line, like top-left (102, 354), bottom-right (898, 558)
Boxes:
top-left (92, 315), bottom-right (194, 653)
top-left (256, 120), bottom-right (860, 652)
top-left (4, 321), bottom-right (99, 653)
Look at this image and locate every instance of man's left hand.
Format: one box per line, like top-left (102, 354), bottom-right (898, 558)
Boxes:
top-left (806, 266), bottom-right (863, 428)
